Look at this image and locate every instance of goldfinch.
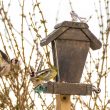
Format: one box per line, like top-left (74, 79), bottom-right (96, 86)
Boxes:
top-left (0, 50), bottom-right (20, 76)
top-left (30, 62), bottom-right (57, 87)
top-left (10, 58), bottom-right (20, 73)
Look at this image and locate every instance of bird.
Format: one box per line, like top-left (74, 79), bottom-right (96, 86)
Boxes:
top-left (10, 58), bottom-right (20, 74)
top-left (0, 50), bottom-right (20, 77)
top-left (70, 11), bottom-right (86, 22)
top-left (30, 62), bottom-right (58, 87)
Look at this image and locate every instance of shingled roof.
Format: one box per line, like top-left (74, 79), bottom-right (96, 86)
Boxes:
top-left (40, 21), bottom-right (102, 50)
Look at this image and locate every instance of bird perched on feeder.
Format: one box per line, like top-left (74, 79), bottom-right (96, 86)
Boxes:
top-left (30, 62), bottom-right (58, 87)
top-left (70, 10), bottom-right (86, 22)
top-left (0, 50), bottom-right (20, 76)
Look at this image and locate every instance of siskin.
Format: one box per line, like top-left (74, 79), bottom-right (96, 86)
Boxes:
top-left (30, 62), bottom-right (57, 87)
top-left (0, 50), bottom-right (20, 76)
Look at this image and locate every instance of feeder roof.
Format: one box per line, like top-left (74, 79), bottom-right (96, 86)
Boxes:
top-left (40, 21), bottom-right (102, 50)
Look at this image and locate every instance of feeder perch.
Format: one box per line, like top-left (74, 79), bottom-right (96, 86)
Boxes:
top-left (40, 21), bottom-right (102, 95)
top-left (43, 82), bottom-right (92, 95)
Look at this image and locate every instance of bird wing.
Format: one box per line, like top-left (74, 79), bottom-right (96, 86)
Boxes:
top-left (0, 50), bottom-right (10, 63)
top-left (0, 64), bottom-right (11, 76)
top-left (37, 68), bottom-right (57, 81)
top-left (0, 66), bottom-right (5, 72)
top-left (35, 68), bottom-right (50, 77)
top-left (30, 77), bottom-right (43, 87)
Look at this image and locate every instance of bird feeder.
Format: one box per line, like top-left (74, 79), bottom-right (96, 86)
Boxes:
top-left (40, 21), bottom-right (102, 95)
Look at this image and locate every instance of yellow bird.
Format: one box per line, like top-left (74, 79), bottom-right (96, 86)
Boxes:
top-left (30, 62), bottom-right (57, 87)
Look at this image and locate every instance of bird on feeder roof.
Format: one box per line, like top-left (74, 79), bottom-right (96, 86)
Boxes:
top-left (40, 21), bottom-right (102, 50)
top-left (70, 11), bottom-right (86, 22)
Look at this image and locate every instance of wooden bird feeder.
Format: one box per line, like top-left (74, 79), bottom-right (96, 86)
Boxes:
top-left (40, 21), bottom-right (102, 94)
top-left (40, 21), bottom-right (102, 110)
top-left (40, 21), bottom-right (102, 95)
top-left (41, 21), bottom-right (101, 83)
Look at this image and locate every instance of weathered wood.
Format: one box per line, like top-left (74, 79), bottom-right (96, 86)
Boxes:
top-left (51, 41), bottom-right (59, 81)
top-left (55, 40), bottom-right (90, 82)
top-left (56, 95), bottom-right (71, 110)
top-left (40, 21), bottom-right (101, 83)
top-left (40, 21), bottom-right (101, 50)
top-left (58, 28), bottom-right (89, 41)
top-left (43, 82), bottom-right (92, 95)
top-left (81, 29), bottom-right (102, 50)
top-left (40, 27), bottom-right (69, 46)
top-left (54, 21), bottom-right (88, 29)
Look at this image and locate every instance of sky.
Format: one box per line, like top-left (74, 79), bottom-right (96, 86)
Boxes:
top-left (40, 0), bottom-right (98, 34)
top-left (1, 0), bottom-right (100, 42)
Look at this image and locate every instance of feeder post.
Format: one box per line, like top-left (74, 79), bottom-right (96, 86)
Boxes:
top-left (56, 95), bottom-right (71, 110)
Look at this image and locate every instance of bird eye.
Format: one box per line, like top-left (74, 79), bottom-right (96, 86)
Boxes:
top-left (15, 59), bottom-right (18, 64)
top-left (11, 58), bottom-right (20, 64)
